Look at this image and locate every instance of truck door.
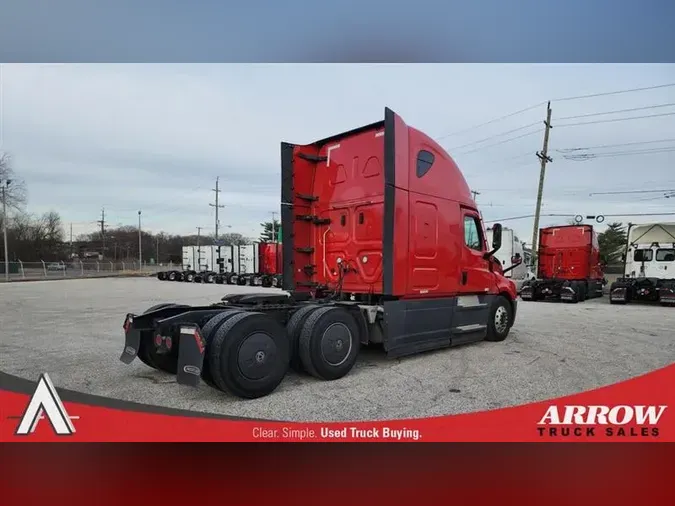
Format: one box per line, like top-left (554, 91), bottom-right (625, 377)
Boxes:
top-left (459, 208), bottom-right (494, 294)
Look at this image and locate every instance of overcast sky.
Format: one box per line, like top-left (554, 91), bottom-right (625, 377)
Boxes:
top-left (2, 64), bottom-right (675, 244)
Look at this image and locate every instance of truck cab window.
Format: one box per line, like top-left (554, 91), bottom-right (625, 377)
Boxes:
top-left (656, 249), bottom-right (675, 262)
top-left (634, 249), bottom-right (653, 262)
top-left (463, 216), bottom-right (483, 251)
top-left (416, 150), bottom-right (435, 178)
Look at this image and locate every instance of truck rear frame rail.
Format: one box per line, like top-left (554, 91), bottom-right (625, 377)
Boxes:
top-left (609, 277), bottom-right (675, 306)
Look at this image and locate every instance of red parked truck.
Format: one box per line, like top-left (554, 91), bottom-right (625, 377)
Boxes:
top-left (120, 107), bottom-right (520, 399)
top-left (520, 224), bottom-right (605, 303)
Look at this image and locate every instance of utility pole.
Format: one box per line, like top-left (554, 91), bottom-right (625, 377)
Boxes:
top-left (196, 226), bottom-right (203, 269)
top-left (531, 101), bottom-right (553, 261)
top-left (471, 190), bottom-right (480, 201)
top-left (69, 223), bottom-right (73, 258)
top-left (209, 177), bottom-right (225, 241)
top-left (1, 179), bottom-right (10, 282)
top-left (156, 236), bottom-right (159, 265)
top-left (138, 210), bottom-right (142, 271)
top-left (97, 207), bottom-right (106, 257)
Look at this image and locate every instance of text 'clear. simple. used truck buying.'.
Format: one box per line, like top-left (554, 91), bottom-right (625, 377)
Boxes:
top-left (120, 108), bottom-right (521, 399)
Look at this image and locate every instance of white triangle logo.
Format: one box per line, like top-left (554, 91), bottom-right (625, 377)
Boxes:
top-left (15, 373), bottom-right (77, 436)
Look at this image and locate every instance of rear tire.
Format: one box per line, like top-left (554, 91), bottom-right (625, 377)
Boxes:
top-left (138, 303), bottom-right (189, 373)
top-left (185, 272), bottom-right (195, 283)
top-left (485, 296), bottom-right (512, 342)
top-left (199, 310), bottom-right (243, 388)
top-left (286, 304), bottom-right (320, 373)
top-left (157, 272), bottom-right (166, 281)
top-left (209, 312), bottom-right (289, 399)
top-left (299, 306), bottom-right (360, 381)
top-left (168, 271), bottom-right (177, 281)
top-left (205, 273), bottom-right (216, 284)
top-left (261, 276), bottom-right (273, 288)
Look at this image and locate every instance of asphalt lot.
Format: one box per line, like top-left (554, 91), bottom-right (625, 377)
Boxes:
top-left (1, 277), bottom-right (673, 422)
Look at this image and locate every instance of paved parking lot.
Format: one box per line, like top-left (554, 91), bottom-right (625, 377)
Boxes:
top-left (1, 277), bottom-right (673, 422)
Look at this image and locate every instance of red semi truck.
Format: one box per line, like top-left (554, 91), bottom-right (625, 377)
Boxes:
top-left (520, 224), bottom-right (605, 303)
top-left (120, 107), bottom-right (520, 399)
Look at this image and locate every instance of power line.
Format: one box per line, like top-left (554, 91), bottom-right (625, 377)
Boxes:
top-left (556, 102), bottom-right (675, 121)
top-left (552, 82), bottom-right (675, 102)
top-left (557, 111), bottom-right (675, 128)
top-left (446, 121), bottom-right (540, 151)
top-left (486, 211), bottom-right (675, 223)
top-left (556, 138), bottom-right (675, 152)
top-left (562, 147), bottom-right (675, 160)
top-left (454, 128), bottom-right (543, 156)
top-left (590, 189), bottom-right (675, 196)
top-left (435, 102), bottom-right (546, 140)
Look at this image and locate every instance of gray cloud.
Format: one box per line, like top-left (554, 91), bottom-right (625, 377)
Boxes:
top-left (2, 64), bottom-right (675, 243)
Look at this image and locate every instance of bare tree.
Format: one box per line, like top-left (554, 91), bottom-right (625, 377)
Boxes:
top-left (0, 152), bottom-right (28, 211)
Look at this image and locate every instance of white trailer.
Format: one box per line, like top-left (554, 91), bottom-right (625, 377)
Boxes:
top-left (609, 222), bottom-right (675, 306)
top-left (486, 227), bottom-right (532, 289)
top-left (182, 246), bottom-right (196, 271)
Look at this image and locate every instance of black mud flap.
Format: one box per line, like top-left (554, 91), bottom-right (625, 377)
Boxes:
top-left (660, 288), bottom-right (675, 304)
top-left (560, 286), bottom-right (577, 302)
top-left (176, 324), bottom-right (206, 388)
top-left (520, 286), bottom-right (533, 301)
top-left (120, 313), bottom-right (141, 364)
top-left (610, 287), bottom-right (628, 303)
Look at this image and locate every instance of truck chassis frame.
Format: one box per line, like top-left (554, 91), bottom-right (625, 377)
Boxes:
top-left (120, 290), bottom-right (516, 399)
top-left (520, 278), bottom-right (604, 303)
top-left (609, 277), bottom-right (675, 306)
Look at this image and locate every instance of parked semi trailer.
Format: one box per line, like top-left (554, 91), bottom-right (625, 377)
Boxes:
top-left (215, 242), bottom-right (283, 287)
top-left (121, 107), bottom-right (520, 399)
top-left (520, 224), bottom-right (605, 303)
top-left (486, 226), bottom-right (532, 291)
top-left (609, 222), bottom-right (675, 306)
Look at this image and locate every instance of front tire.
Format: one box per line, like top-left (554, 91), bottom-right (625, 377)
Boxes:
top-left (485, 296), bottom-right (513, 342)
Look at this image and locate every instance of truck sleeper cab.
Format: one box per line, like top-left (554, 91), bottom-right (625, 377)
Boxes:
top-left (609, 222), bottom-right (675, 306)
top-left (521, 224), bottom-right (605, 303)
top-left (121, 108), bottom-right (519, 400)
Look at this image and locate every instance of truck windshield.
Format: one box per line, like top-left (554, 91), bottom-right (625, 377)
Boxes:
top-left (656, 249), bottom-right (675, 262)
top-left (634, 249), bottom-right (653, 262)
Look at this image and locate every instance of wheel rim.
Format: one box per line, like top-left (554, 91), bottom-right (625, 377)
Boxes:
top-left (320, 323), bottom-right (352, 366)
top-left (237, 332), bottom-right (277, 380)
top-left (494, 306), bottom-right (509, 334)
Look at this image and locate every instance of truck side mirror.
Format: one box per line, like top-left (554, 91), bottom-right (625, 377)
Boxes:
top-left (484, 223), bottom-right (502, 259)
top-left (491, 223), bottom-right (502, 251)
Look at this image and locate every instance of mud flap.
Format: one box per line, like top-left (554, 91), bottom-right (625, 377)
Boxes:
top-left (520, 286), bottom-right (533, 301)
top-left (610, 287), bottom-right (628, 303)
top-left (120, 313), bottom-right (141, 364)
top-left (176, 324), bottom-right (206, 387)
top-left (660, 288), bottom-right (675, 304)
top-left (560, 286), bottom-right (577, 302)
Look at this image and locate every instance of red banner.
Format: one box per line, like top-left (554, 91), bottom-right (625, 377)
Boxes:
top-left (1, 363), bottom-right (673, 442)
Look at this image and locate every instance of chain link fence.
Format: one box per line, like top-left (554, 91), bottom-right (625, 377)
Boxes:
top-left (0, 260), bottom-right (179, 282)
